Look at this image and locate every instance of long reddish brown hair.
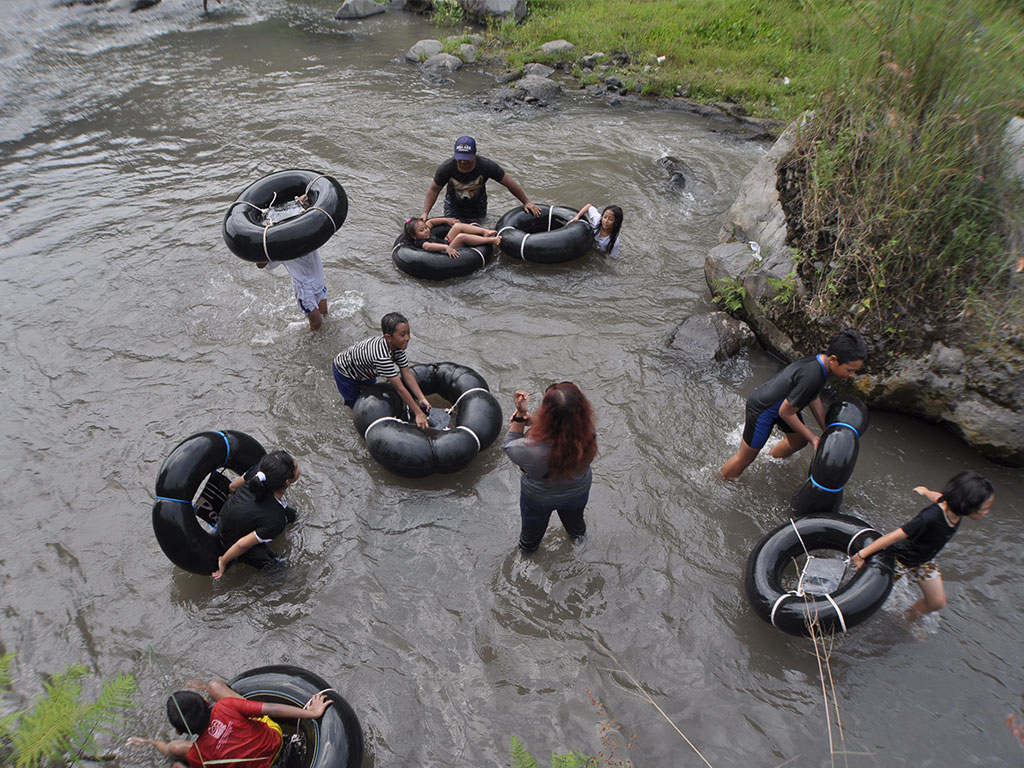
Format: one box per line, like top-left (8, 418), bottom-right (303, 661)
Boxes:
top-left (527, 382), bottom-right (597, 477)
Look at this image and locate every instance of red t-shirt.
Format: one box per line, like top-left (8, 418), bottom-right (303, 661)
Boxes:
top-left (186, 697), bottom-right (282, 768)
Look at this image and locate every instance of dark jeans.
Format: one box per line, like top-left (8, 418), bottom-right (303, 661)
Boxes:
top-left (444, 198), bottom-right (487, 224)
top-left (518, 486), bottom-right (589, 553)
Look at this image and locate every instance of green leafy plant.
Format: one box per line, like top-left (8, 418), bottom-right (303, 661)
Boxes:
top-left (509, 735), bottom-right (599, 768)
top-left (712, 277), bottom-right (747, 314)
top-left (430, 0), bottom-right (464, 26)
top-left (0, 654), bottom-right (137, 768)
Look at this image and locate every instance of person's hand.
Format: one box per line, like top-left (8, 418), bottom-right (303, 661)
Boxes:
top-left (414, 409), bottom-right (429, 429)
top-left (417, 398), bottom-right (431, 413)
top-left (912, 485), bottom-right (929, 497)
top-left (809, 434), bottom-right (821, 453)
top-left (127, 737), bottom-right (157, 748)
top-left (524, 202), bottom-right (541, 217)
top-left (305, 693), bottom-right (333, 718)
top-left (296, 194), bottom-right (310, 209)
top-left (513, 390), bottom-right (530, 415)
top-left (851, 552), bottom-right (866, 571)
top-left (186, 679), bottom-right (209, 693)
top-left (445, 244), bottom-right (460, 259)
top-left (420, 212), bottom-right (429, 222)
top-left (212, 556), bottom-right (226, 580)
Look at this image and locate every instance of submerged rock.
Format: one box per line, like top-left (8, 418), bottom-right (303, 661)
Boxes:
top-left (422, 52), bottom-right (463, 73)
top-left (669, 312), bottom-right (755, 364)
top-left (657, 155), bottom-right (693, 190)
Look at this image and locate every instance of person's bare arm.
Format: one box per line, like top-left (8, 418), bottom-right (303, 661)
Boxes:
top-left (421, 182), bottom-right (443, 220)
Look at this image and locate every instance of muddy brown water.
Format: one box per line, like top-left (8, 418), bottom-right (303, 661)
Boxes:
top-left (1, 1), bottom-right (1021, 765)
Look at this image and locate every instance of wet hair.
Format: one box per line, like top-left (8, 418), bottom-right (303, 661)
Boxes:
top-left (247, 450), bottom-right (297, 501)
top-left (166, 691), bottom-right (210, 736)
top-left (526, 382), bottom-right (597, 478)
top-left (381, 312), bottom-right (408, 336)
top-left (598, 205), bottom-right (623, 253)
top-left (402, 219), bottom-right (423, 243)
top-left (826, 329), bottom-right (867, 364)
top-left (939, 470), bottom-right (994, 518)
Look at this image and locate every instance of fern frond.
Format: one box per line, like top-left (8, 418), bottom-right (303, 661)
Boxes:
top-left (0, 652), bottom-right (14, 692)
top-left (509, 735), bottom-right (541, 768)
top-left (10, 665), bottom-right (136, 768)
top-left (552, 750), bottom-right (599, 768)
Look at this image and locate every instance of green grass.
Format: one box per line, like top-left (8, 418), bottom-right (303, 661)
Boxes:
top-left (486, 0), bottom-right (1024, 119)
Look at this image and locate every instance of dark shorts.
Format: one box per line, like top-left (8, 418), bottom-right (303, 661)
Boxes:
top-left (444, 198), bottom-right (486, 224)
top-left (333, 365), bottom-right (373, 408)
top-left (742, 401), bottom-right (804, 450)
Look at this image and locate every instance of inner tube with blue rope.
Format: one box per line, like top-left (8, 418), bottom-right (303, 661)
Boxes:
top-left (495, 204), bottom-right (592, 264)
top-left (791, 397), bottom-right (871, 516)
top-left (152, 430), bottom-right (266, 574)
top-left (744, 513), bottom-right (895, 637)
top-left (353, 362), bottom-right (502, 477)
top-left (391, 222), bottom-right (494, 280)
top-left (223, 170), bottom-right (348, 262)
top-left (228, 665), bottom-right (363, 768)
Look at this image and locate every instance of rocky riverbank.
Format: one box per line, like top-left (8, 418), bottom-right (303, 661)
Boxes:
top-left (704, 119), bottom-right (1024, 467)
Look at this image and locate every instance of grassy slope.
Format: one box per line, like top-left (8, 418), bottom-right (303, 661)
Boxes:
top-left (483, 0), bottom-right (1023, 122)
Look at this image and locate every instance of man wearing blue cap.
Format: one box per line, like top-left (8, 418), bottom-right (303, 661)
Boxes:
top-left (421, 136), bottom-right (541, 223)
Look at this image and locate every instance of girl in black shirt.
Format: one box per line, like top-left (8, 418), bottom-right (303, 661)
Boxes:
top-left (852, 471), bottom-right (995, 621)
top-left (212, 451), bottom-right (301, 578)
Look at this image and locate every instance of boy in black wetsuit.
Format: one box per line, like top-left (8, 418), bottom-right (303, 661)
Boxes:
top-left (852, 471), bottom-right (994, 621)
top-left (720, 329), bottom-right (867, 480)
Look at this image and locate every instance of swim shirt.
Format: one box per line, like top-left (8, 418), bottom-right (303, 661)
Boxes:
top-left (746, 354), bottom-right (828, 417)
top-left (334, 335), bottom-right (409, 381)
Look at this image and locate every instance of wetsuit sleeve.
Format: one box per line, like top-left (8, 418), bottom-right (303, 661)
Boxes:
top-left (786, 362), bottom-right (826, 410)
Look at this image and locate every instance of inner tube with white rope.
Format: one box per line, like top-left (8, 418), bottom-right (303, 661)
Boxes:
top-left (791, 397), bottom-right (871, 516)
top-left (152, 430), bottom-right (266, 574)
top-left (744, 513), bottom-right (895, 637)
top-left (495, 204), bottom-right (592, 264)
top-left (352, 362), bottom-right (502, 477)
top-left (228, 665), bottom-right (363, 768)
top-left (223, 170), bottom-right (348, 262)
top-left (391, 222), bottom-right (494, 280)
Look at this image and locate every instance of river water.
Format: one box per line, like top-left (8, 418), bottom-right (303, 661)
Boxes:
top-left (1, 1), bottom-right (1021, 766)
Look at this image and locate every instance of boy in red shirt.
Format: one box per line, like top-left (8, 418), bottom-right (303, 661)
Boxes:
top-left (128, 679), bottom-right (330, 767)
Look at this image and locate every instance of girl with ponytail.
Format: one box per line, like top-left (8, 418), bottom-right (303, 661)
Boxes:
top-left (213, 451), bottom-right (301, 578)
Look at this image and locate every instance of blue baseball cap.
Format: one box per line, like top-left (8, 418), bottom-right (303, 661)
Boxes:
top-left (453, 136), bottom-right (476, 160)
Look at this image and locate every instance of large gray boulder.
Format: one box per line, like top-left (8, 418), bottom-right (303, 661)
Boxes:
top-left (705, 117), bottom-right (1024, 465)
top-left (422, 52), bottom-right (463, 73)
top-left (539, 39), bottom-right (575, 54)
top-left (335, 0), bottom-right (386, 19)
top-left (669, 312), bottom-right (755, 364)
top-left (510, 73), bottom-right (561, 103)
top-left (459, 0), bottom-right (526, 24)
top-left (406, 39), bottom-right (443, 62)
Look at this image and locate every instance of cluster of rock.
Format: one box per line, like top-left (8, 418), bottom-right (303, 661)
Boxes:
top-left (703, 118), bottom-right (1024, 466)
top-left (336, 0), bottom-right (525, 23)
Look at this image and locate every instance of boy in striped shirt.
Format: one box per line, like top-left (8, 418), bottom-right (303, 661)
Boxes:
top-left (332, 312), bottom-right (431, 428)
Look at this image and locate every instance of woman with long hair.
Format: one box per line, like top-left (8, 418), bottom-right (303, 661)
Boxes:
top-left (212, 450), bottom-right (302, 578)
top-left (502, 382), bottom-right (598, 553)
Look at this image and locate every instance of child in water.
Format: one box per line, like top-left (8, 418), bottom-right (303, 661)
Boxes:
top-left (852, 471), bottom-right (994, 621)
top-left (256, 195), bottom-right (330, 331)
top-left (404, 216), bottom-right (501, 259)
top-left (332, 312), bottom-right (432, 429)
top-left (569, 203), bottom-right (623, 259)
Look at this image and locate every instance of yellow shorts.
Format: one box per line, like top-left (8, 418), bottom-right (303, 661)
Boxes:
top-left (251, 715), bottom-right (283, 763)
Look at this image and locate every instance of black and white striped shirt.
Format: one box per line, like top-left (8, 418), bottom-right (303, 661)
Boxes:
top-left (333, 335), bottom-right (409, 380)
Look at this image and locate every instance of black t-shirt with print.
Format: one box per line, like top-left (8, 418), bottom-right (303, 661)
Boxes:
top-left (433, 155), bottom-right (505, 214)
top-left (890, 503), bottom-right (960, 566)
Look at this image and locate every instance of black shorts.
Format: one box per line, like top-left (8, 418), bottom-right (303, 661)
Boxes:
top-left (741, 402), bottom-right (803, 450)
